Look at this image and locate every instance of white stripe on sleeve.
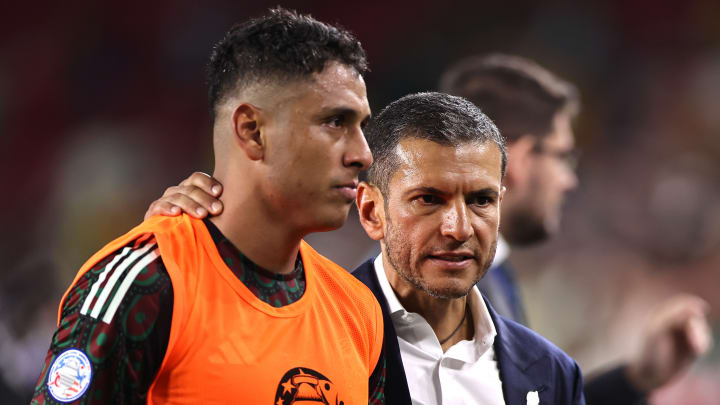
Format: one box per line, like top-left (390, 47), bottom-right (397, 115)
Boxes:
top-left (102, 248), bottom-right (161, 324)
top-left (80, 247), bottom-right (132, 316)
top-left (89, 242), bottom-right (157, 319)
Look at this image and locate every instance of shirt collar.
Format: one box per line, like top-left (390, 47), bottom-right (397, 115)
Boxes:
top-left (491, 235), bottom-right (510, 268)
top-left (373, 254), bottom-right (407, 318)
top-left (373, 254), bottom-right (497, 359)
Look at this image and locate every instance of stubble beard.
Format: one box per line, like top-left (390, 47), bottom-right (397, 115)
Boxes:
top-left (383, 215), bottom-right (497, 300)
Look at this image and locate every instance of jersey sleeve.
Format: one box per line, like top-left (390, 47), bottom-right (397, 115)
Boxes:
top-left (30, 236), bottom-right (173, 405)
top-left (367, 284), bottom-right (386, 405)
top-left (368, 342), bottom-right (386, 405)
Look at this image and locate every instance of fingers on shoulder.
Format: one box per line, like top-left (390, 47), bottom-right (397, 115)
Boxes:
top-left (180, 172), bottom-right (222, 196)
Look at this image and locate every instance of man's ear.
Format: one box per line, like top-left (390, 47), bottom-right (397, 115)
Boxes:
top-left (232, 103), bottom-right (265, 161)
top-left (504, 135), bottom-right (537, 189)
top-left (357, 182), bottom-right (386, 241)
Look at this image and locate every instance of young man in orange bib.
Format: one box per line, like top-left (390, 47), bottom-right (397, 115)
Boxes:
top-left (32, 8), bottom-right (385, 405)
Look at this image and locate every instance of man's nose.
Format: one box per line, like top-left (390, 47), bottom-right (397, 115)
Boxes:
top-left (440, 201), bottom-right (474, 242)
top-left (343, 128), bottom-right (373, 170)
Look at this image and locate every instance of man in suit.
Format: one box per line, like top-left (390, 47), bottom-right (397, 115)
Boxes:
top-left (147, 92), bottom-right (586, 404)
top-left (439, 54), bottom-right (712, 405)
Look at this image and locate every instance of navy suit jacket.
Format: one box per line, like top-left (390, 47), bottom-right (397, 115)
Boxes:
top-left (352, 259), bottom-right (586, 405)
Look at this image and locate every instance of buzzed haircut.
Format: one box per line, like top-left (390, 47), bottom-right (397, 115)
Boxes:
top-left (207, 7), bottom-right (368, 121)
top-left (438, 54), bottom-right (579, 143)
top-left (365, 92), bottom-right (506, 195)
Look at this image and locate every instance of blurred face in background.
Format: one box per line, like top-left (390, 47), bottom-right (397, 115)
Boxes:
top-left (501, 110), bottom-right (578, 245)
top-left (369, 137), bottom-right (504, 299)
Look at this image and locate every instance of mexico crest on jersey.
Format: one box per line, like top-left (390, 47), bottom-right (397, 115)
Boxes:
top-left (275, 367), bottom-right (344, 405)
top-left (47, 349), bottom-right (93, 402)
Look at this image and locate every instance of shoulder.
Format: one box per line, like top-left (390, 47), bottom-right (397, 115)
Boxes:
top-left (62, 216), bottom-right (193, 297)
top-left (493, 312), bottom-right (581, 377)
top-left (350, 259), bottom-right (376, 286)
top-left (299, 242), bottom-right (382, 327)
top-left (350, 260), bottom-right (388, 311)
top-left (300, 242), bottom-right (379, 306)
top-left (39, 236), bottom-right (174, 403)
top-left (300, 243), bottom-right (384, 370)
top-left (116, 214), bottom-right (198, 248)
top-left (61, 235), bottom-right (170, 324)
top-left (494, 315), bottom-right (585, 404)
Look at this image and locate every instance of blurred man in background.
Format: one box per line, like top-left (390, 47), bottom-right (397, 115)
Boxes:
top-left (439, 53), bottom-right (712, 405)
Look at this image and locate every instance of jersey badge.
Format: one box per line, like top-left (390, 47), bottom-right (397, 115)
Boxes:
top-left (47, 348), bottom-right (93, 402)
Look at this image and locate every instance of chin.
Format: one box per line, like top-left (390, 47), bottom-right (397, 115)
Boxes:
top-left (420, 276), bottom-right (476, 299)
top-left (424, 283), bottom-right (473, 300)
top-left (309, 210), bottom-right (351, 232)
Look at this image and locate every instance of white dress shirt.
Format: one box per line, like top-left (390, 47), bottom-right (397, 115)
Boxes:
top-left (374, 255), bottom-right (506, 405)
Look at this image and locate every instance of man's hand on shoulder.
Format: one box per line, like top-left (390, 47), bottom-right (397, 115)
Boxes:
top-left (145, 172), bottom-right (224, 220)
top-left (626, 294), bottom-right (713, 393)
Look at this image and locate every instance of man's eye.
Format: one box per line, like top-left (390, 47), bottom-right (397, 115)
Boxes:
top-left (326, 115), bottom-right (345, 128)
top-left (470, 196), bottom-right (492, 206)
top-left (418, 195), bottom-right (441, 205)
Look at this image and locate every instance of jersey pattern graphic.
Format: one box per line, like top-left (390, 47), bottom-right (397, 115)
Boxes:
top-left (31, 236), bottom-right (172, 405)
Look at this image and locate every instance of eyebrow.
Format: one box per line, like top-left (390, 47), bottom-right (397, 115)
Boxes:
top-left (407, 186), bottom-right (499, 198)
top-left (467, 188), bottom-right (500, 200)
top-left (318, 106), bottom-right (371, 121)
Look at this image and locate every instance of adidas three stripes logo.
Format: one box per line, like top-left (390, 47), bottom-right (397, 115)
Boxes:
top-left (79, 241), bottom-right (160, 324)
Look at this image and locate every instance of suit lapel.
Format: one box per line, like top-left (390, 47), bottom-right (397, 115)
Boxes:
top-left (489, 298), bottom-right (551, 405)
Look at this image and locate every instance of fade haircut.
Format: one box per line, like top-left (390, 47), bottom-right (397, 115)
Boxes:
top-left (365, 92), bottom-right (506, 195)
top-left (207, 7), bottom-right (369, 121)
top-left (439, 54), bottom-right (579, 143)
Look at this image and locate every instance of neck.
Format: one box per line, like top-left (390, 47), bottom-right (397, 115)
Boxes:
top-left (384, 255), bottom-right (474, 351)
top-left (210, 169), bottom-right (302, 275)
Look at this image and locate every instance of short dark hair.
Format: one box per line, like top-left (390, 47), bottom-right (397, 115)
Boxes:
top-left (439, 54), bottom-right (579, 143)
top-left (207, 7), bottom-right (368, 121)
top-left (365, 92), bottom-right (506, 194)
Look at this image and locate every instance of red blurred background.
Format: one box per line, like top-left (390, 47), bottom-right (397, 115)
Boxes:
top-left (2, 1), bottom-right (719, 403)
